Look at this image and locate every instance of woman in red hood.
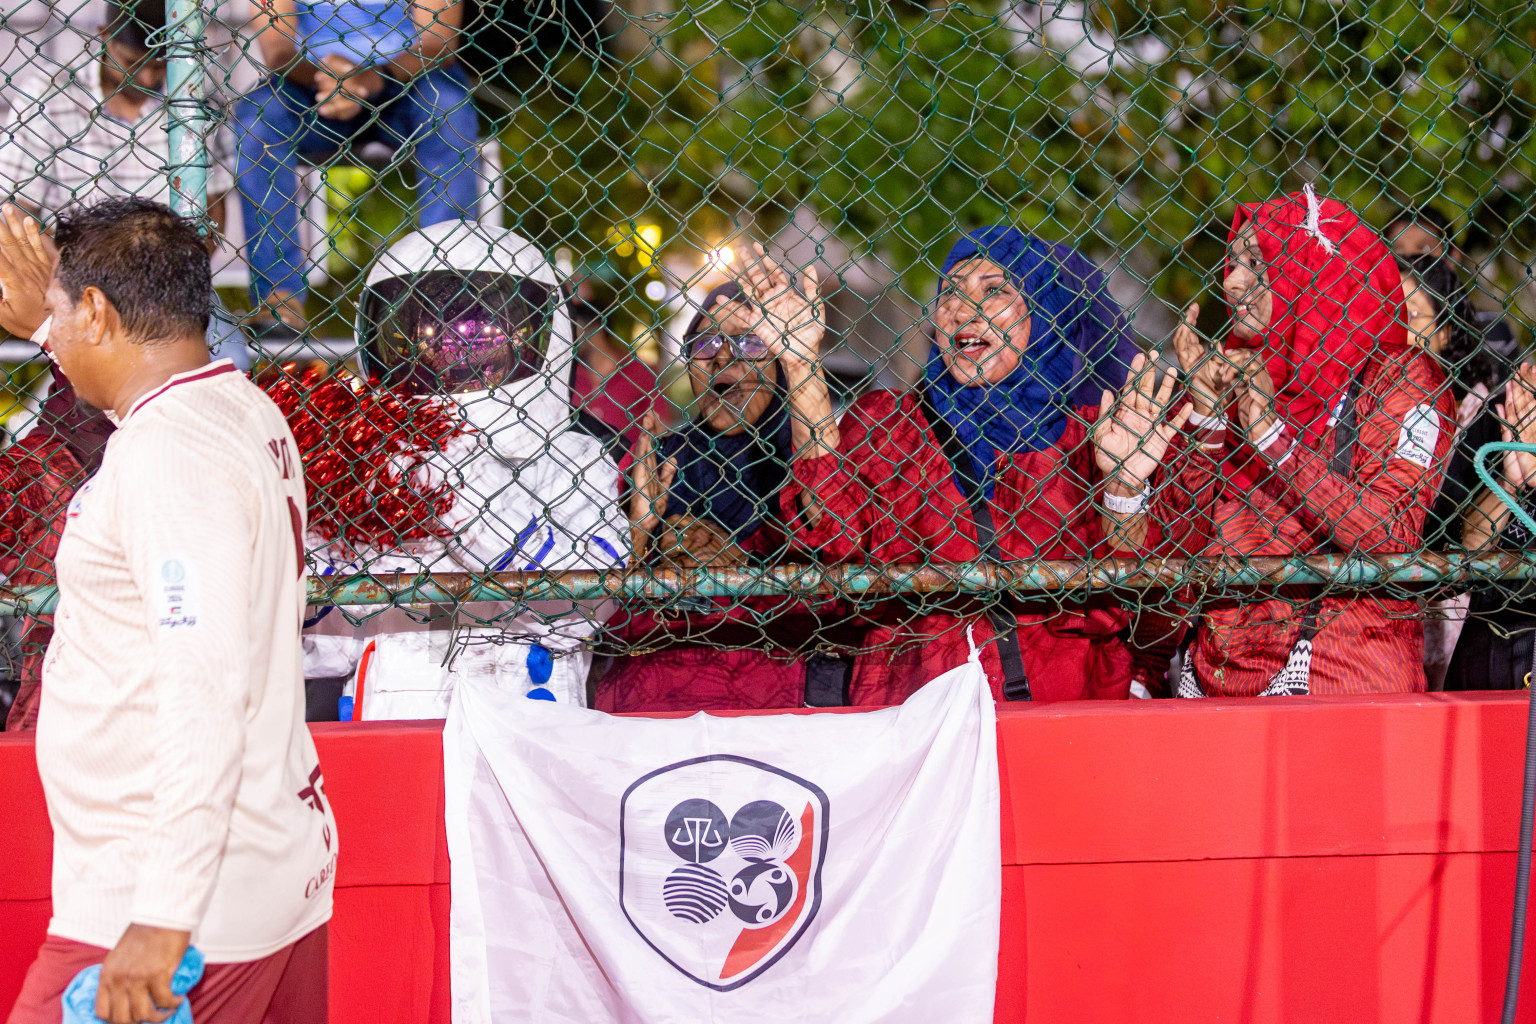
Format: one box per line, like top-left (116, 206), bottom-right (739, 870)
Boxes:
top-left (1144, 188), bottom-right (1455, 696)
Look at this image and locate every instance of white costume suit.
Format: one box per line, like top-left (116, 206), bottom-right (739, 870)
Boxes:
top-left (304, 222), bottom-right (628, 719)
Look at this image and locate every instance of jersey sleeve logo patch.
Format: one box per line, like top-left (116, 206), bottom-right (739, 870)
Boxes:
top-left (1394, 403), bottom-right (1440, 469)
top-left (154, 555), bottom-right (201, 631)
top-left (66, 481), bottom-right (93, 519)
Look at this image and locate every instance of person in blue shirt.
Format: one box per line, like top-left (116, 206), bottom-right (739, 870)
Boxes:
top-left (234, 0), bottom-right (478, 335)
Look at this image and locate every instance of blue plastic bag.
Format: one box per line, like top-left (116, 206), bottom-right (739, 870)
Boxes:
top-left (63, 946), bottom-right (205, 1024)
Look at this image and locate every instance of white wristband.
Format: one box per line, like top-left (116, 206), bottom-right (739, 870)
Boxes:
top-left (1253, 418), bottom-right (1286, 452)
top-left (1185, 407), bottom-right (1228, 432)
top-left (1254, 419), bottom-right (1293, 465)
top-left (1102, 481), bottom-right (1151, 516)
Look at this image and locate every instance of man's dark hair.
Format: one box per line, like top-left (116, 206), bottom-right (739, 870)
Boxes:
top-left (55, 197), bottom-right (210, 343)
top-left (1385, 205), bottom-right (1455, 243)
top-left (104, 0), bottom-right (164, 55)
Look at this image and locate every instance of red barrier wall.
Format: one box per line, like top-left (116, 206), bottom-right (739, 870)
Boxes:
top-left (5, 692), bottom-right (1536, 1023)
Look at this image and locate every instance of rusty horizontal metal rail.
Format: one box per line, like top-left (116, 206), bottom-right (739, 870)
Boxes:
top-left (2, 551), bottom-right (1534, 617)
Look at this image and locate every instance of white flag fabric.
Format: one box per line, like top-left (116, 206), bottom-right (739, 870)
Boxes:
top-left (443, 641), bottom-right (1001, 1024)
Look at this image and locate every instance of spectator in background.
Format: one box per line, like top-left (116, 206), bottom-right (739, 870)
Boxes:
top-left (780, 227), bottom-right (1160, 705)
top-left (0, 0), bottom-right (233, 219)
top-left (1400, 253), bottom-right (1495, 687)
top-left (1444, 364), bottom-right (1536, 689)
top-left (0, 0), bottom-right (248, 367)
top-left (297, 221), bottom-right (627, 720)
top-left (570, 298), bottom-right (669, 447)
top-left (1151, 189), bottom-right (1454, 696)
top-left (597, 275), bottom-right (858, 712)
top-left (1385, 205), bottom-right (1457, 261)
top-left (1386, 205), bottom-right (1521, 374)
top-left (236, 0), bottom-right (478, 336)
top-left (1399, 253), bottom-right (1497, 422)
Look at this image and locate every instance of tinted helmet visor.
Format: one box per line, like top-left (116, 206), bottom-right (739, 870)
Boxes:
top-left (359, 271), bottom-right (554, 394)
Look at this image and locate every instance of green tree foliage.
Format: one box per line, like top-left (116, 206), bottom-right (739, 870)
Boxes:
top-left (485, 0), bottom-right (1532, 321)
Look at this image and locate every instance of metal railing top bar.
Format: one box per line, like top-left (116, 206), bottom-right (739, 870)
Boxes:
top-left (3, 551), bottom-right (1535, 617)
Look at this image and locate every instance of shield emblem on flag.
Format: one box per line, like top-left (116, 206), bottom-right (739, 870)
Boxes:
top-left (619, 754), bottom-right (830, 990)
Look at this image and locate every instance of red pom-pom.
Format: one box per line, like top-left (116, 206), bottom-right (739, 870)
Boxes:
top-left (260, 364), bottom-right (467, 550)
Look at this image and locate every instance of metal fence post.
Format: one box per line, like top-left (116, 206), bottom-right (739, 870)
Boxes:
top-left (164, 0), bottom-right (208, 226)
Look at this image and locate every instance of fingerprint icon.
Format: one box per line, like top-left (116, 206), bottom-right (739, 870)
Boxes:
top-left (663, 862), bottom-right (728, 924)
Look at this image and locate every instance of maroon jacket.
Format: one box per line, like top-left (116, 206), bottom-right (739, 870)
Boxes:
top-left (1155, 344), bottom-right (1454, 696)
top-left (593, 526), bottom-right (850, 712)
top-left (781, 390), bottom-right (1152, 704)
top-left (2, 366), bottom-right (113, 730)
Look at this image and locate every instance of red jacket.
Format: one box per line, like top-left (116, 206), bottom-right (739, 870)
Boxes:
top-left (1155, 344), bottom-right (1454, 695)
top-left (782, 389), bottom-right (1143, 704)
top-left (0, 434), bottom-right (85, 731)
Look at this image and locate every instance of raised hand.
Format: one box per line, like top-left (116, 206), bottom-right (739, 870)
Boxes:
top-left (1231, 351), bottom-right (1278, 444)
top-left (1498, 364), bottom-right (1536, 489)
top-left (627, 412), bottom-right (677, 558)
top-left (735, 242), bottom-right (824, 369)
top-left (1093, 352), bottom-right (1194, 493)
top-left (1169, 302), bottom-right (1241, 417)
top-left (0, 203), bottom-right (56, 339)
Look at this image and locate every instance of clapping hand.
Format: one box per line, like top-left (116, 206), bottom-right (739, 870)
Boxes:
top-left (1231, 351), bottom-right (1278, 445)
top-left (628, 412), bottom-right (677, 559)
top-left (0, 203), bottom-right (56, 339)
top-left (1169, 302), bottom-right (1241, 418)
top-left (1498, 364), bottom-right (1536, 490)
top-left (736, 242), bottom-right (824, 370)
top-left (1092, 352), bottom-right (1193, 496)
top-left (654, 517), bottom-right (749, 569)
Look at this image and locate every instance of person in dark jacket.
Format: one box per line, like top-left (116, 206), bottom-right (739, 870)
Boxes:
top-left (595, 254), bottom-right (855, 711)
top-left (778, 226), bottom-right (1176, 704)
top-left (1442, 362), bottom-right (1536, 689)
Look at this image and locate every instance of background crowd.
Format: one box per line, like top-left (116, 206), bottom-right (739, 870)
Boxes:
top-left (0, 0), bottom-right (1529, 728)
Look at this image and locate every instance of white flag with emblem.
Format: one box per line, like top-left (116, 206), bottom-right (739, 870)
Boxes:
top-left (444, 642), bottom-right (1000, 1024)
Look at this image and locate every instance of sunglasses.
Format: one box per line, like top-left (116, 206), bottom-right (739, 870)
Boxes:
top-left (687, 333), bottom-right (770, 361)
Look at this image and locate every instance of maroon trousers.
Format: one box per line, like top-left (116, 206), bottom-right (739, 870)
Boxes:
top-left (5, 926), bottom-right (328, 1024)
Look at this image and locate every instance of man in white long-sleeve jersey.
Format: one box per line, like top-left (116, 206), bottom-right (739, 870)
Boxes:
top-left (6, 198), bottom-right (335, 1024)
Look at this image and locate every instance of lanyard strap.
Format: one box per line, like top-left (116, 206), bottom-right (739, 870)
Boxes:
top-left (917, 389), bottom-right (1032, 701)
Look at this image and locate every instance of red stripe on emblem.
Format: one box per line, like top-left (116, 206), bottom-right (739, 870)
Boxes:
top-left (718, 801), bottom-right (815, 980)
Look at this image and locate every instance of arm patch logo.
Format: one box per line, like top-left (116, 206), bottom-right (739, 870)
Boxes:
top-left (1394, 403), bottom-right (1440, 469)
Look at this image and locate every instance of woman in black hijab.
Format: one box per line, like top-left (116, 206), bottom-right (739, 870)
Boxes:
top-left (627, 280), bottom-right (796, 568)
top-left (595, 265), bottom-right (853, 710)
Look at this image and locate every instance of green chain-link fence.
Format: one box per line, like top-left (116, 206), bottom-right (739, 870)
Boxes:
top-left (0, 0), bottom-right (1534, 715)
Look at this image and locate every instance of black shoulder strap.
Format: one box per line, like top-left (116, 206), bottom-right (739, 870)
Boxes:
top-left (1289, 366), bottom-right (1372, 642)
top-left (917, 388), bottom-right (1032, 701)
top-left (1328, 368), bottom-right (1370, 478)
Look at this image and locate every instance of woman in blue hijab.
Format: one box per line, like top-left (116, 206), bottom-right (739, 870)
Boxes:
top-left (781, 226), bottom-right (1188, 703)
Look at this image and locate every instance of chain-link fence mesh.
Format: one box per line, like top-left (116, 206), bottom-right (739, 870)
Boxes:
top-left (1, 0), bottom-right (1534, 717)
